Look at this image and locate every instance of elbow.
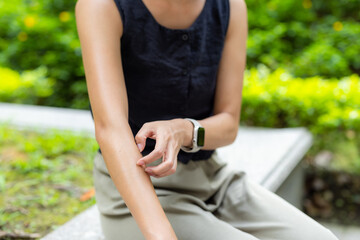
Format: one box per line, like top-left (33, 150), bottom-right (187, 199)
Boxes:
top-left (228, 124), bottom-right (239, 144)
top-left (93, 119), bottom-right (113, 143)
top-left (94, 122), bottom-right (115, 142)
top-left (219, 112), bottom-right (240, 146)
top-left (94, 117), bottom-right (129, 143)
top-left (94, 125), bottom-right (107, 145)
top-left (227, 113), bottom-right (240, 144)
top-left (222, 122), bottom-right (238, 147)
top-left (93, 118), bottom-right (107, 141)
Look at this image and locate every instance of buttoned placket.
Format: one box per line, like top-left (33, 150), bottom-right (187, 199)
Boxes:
top-left (182, 32), bottom-right (190, 76)
top-left (181, 31), bottom-right (191, 112)
top-left (182, 33), bottom-right (189, 41)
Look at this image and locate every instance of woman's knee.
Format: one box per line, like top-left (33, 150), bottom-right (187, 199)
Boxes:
top-left (307, 222), bottom-right (339, 240)
top-left (284, 214), bottom-right (339, 240)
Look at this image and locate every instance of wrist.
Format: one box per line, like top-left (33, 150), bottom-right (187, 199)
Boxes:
top-left (180, 118), bottom-right (205, 153)
top-left (172, 118), bottom-right (193, 148)
top-left (182, 119), bottom-right (194, 148)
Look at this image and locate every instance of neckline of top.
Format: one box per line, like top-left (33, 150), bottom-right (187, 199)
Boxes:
top-left (138, 0), bottom-right (209, 31)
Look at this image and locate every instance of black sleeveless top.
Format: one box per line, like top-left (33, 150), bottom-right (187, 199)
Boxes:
top-left (89, 0), bottom-right (230, 164)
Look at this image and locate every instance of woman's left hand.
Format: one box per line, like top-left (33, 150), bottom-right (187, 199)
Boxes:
top-left (135, 119), bottom-right (193, 178)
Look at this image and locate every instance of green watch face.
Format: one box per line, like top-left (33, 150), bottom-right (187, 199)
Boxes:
top-left (197, 127), bottom-right (205, 147)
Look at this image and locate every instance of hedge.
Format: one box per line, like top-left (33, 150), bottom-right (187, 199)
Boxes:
top-left (1, 0), bottom-right (360, 108)
top-left (241, 65), bottom-right (360, 135)
top-left (2, 62), bottom-right (359, 138)
top-left (0, 66), bottom-right (54, 104)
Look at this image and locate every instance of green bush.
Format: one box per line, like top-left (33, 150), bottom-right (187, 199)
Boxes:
top-left (241, 65), bottom-right (360, 134)
top-left (241, 66), bottom-right (360, 173)
top-left (246, 0), bottom-right (314, 70)
top-left (246, 0), bottom-right (360, 77)
top-left (292, 41), bottom-right (351, 78)
top-left (311, 0), bottom-right (360, 20)
top-left (1, 0), bottom-right (360, 108)
top-left (0, 66), bottom-right (54, 104)
top-left (292, 19), bottom-right (360, 78)
top-left (0, 0), bottom-right (87, 108)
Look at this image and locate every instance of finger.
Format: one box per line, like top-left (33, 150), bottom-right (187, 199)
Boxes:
top-left (135, 124), bottom-right (154, 153)
top-left (153, 156), bottom-right (178, 178)
top-left (149, 159), bottom-right (177, 178)
top-left (158, 144), bottom-right (178, 177)
top-left (145, 141), bottom-right (178, 177)
top-left (137, 135), bottom-right (167, 166)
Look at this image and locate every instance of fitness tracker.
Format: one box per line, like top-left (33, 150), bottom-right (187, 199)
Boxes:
top-left (180, 118), bottom-right (205, 153)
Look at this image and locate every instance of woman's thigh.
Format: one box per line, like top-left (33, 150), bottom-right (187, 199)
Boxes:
top-left (214, 174), bottom-right (339, 240)
top-left (93, 151), bottom-right (257, 239)
top-left (99, 194), bottom-right (260, 240)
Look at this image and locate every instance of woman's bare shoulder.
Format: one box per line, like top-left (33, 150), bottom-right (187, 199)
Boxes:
top-left (228, 0), bottom-right (247, 30)
top-left (75, 0), bottom-right (123, 36)
top-left (228, 0), bottom-right (247, 12)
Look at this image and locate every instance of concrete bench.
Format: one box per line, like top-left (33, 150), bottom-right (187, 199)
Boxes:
top-left (0, 102), bottom-right (313, 240)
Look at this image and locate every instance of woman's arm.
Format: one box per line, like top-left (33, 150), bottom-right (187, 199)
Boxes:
top-left (75, 0), bottom-right (177, 239)
top-left (197, 0), bottom-right (248, 149)
top-left (135, 0), bottom-right (248, 176)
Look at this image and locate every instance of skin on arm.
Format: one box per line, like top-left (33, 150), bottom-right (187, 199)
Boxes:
top-left (75, 0), bottom-right (177, 239)
top-left (135, 0), bottom-right (248, 176)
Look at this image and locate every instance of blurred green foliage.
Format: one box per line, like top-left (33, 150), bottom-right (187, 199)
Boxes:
top-left (0, 66), bottom-right (54, 104)
top-left (241, 65), bottom-right (360, 133)
top-left (0, 0), bottom-right (86, 108)
top-left (241, 66), bottom-right (360, 173)
top-left (1, 0), bottom-right (360, 108)
top-left (0, 123), bottom-right (98, 236)
top-left (246, 0), bottom-right (360, 78)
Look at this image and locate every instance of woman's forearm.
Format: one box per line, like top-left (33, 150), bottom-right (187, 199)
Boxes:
top-left (95, 121), bottom-right (177, 239)
top-left (197, 112), bottom-right (239, 150)
top-left (172, 113), bottom-right (239, 151)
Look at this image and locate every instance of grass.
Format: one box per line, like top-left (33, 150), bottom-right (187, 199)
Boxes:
top-left (0, 122), bottom-right (99, 238)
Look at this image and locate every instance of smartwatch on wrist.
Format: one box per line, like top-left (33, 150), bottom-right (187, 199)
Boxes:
top-left (180, 118), bottom-right (205, 153)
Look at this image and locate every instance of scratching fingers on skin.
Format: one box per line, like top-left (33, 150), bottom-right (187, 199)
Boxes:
top-left (146, 141), bottom-right (178, 177)
top-left (135, 121), bottom-right (180, 178)
top-left (153, 160), bottom-right (177, 178)
top-left (137, 133), bottom-right (167, 166)
top-left (135, 126), bottom-right (154, 153)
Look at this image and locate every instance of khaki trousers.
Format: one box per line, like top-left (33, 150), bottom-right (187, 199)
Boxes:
top-left (93, 150), bottom-right (338, 240)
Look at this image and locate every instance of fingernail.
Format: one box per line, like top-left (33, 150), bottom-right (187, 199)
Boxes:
top-left (137, 144), bottom-right (142, 152)
top-left (137, 160), bottom-right (145, 166)
top-left (145, 168), bottom-right (153, 174)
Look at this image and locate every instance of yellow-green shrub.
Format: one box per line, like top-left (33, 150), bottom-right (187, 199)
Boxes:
top-left (0, 66), bottom-right (54, 104)
top-left (241, 66), bottom-right (360, 134)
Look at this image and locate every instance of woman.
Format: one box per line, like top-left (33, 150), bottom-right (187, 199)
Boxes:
top-left (75, 0), bottom-right (339, 239)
